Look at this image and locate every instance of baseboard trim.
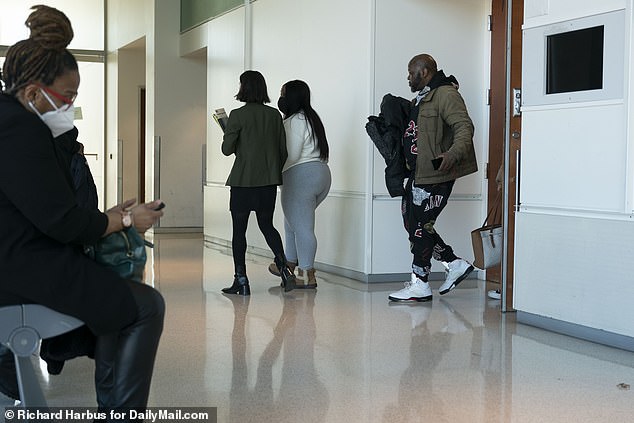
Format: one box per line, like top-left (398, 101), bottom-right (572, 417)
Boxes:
top-left (203, 236), bottom-right (481, 288)
top-left (151, 226), bottom-right (203, 234)
top-left (517, 311), bottom-right (634, 353)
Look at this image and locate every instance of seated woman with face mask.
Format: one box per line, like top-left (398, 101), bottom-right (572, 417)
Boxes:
top-left (0, 5), bottom-right (165, 415)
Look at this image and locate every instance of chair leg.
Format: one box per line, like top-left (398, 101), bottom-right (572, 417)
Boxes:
top-left (15, 355), bottom-right (48, 408)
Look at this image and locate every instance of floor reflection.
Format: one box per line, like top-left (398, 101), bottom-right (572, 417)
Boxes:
top-left (225, 289), bottom-right (329, 423)
top-left (13, 234), bottom-right (633, 423)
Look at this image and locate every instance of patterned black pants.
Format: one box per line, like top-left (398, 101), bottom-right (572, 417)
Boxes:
top-left (401, 179), bottom-right (458, 280)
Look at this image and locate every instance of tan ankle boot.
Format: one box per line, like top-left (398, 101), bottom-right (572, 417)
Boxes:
top-left (304, 268), bottom-right (317, 289)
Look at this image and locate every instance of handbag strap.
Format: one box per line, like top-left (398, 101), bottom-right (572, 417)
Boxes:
top-left (482, 190), bottom-right (502, 227)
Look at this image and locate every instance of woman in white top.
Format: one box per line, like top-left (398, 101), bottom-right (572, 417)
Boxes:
top-left (269, 80), bottom-right (331, 288)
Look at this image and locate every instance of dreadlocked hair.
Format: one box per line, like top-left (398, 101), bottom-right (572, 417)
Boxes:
top-left (1, 4), bottom-right (77, 95)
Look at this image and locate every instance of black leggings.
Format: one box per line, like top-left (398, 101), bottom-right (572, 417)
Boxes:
top-left (231, 208), bottom-right (284, 271)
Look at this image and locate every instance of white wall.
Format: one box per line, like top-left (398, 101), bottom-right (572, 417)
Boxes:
top-left (106, 0), bottom-right (205, 228)
top-left (516, 0), bottom-right (634, 338)
top-left (105, 0), bottom-right (151, 50)
top-left (199, 0), bottom-right (490, 279)
top-left (203, 7), bottom-right (246, 248)
top-left (202, 0), bottom-right (374, 274)
top-left (515, 212), bottom-right (634, 336)
top-left (106, 0), bottom-right (153, 207)
top-left (371, 0), bottom-right (489, 276)
top-left (0, 0), bottom-right (103, 49)
top-left (118, 43), bottom-right (145, 203)
top-left (254, 0), bottom-right (373, 272)
top-left (149, 0), bottom-right (206, 228)
top-left (75, 62), bottom-right (106, 210)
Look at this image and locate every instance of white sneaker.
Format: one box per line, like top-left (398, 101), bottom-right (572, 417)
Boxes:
top-left (487, 289), bottom-right (501, 300)
top-left (388, 273), bottom-right (432, 302)
top-left (439, 259), bottom-right (474, 295)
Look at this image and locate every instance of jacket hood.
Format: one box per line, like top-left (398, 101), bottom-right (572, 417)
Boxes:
top-left (427, 70), bottom-right (459, 91)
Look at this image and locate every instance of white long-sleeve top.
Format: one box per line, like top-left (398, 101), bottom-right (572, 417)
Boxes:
top-left (282, 112), bottom-right (325, 172)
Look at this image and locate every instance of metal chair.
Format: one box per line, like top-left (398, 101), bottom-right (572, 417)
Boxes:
top-left (0, 305), bottom-right (83, 407)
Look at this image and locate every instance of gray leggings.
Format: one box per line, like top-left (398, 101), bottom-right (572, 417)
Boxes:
top-left (280, 161), bottom-right (331, 270)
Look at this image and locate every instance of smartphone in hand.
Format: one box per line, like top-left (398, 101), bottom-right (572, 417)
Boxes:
top-left (431, 157), bottom-right (443, 170)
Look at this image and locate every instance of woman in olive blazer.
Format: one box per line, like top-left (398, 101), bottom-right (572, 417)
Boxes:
top-left (221, 71), bottom-right (297, 295)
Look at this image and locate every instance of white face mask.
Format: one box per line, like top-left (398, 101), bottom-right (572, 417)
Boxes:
top-left (29, 89), bottom-right (75, 138)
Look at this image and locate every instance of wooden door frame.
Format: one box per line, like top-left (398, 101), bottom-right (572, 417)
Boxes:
top-left (486, 0), bottom-right (507, 286)
top-left (504, 0), bottom-right (523, 311)
top-left (488, 0), bottom-right (523, 311)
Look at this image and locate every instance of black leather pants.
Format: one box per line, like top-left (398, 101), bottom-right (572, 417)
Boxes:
top-left (94, 282), bottom-right (165, 419)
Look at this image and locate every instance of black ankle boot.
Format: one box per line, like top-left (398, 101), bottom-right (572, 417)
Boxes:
top-left (222, 265), bottom-right (251, 296)
top-left (274, 254), bottom-right (296, 292)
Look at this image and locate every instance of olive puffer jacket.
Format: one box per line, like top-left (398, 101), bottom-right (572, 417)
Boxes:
top-left (414, 84), bottom-right (478, 184)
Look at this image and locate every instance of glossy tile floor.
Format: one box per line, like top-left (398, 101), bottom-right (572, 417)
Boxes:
top-left (9, 234), bottom-right (634, 422)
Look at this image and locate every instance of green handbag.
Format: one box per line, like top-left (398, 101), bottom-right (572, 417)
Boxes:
top-left (84, 227), bottom-right (148, 282)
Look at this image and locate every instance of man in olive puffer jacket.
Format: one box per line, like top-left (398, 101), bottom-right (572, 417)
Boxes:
top-left (389, 54), bottom-right (477, 303)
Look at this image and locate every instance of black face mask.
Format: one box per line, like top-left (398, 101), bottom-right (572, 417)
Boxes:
top-left (277, 96), bottom-right (288, 116)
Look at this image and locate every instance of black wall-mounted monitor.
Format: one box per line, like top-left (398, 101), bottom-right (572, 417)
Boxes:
top-left (546, 25), bottom-right (604, 94)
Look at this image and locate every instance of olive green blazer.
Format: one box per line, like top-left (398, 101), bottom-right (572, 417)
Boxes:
top-left (222, 103), bottom-right (287, 187)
